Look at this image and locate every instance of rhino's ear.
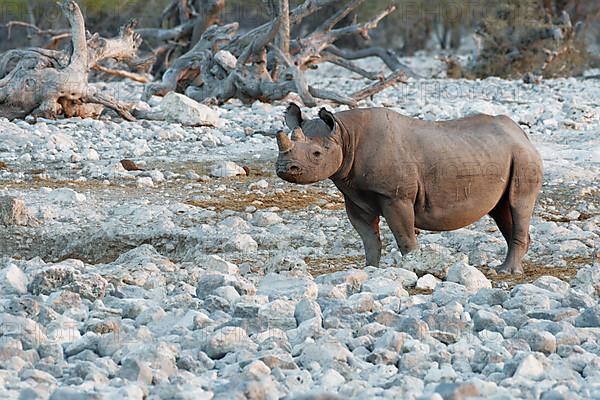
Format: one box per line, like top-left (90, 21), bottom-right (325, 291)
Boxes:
top-left (319, 108), bottom-right (336, 132)
top-left (285, 103), bottom-right (303, 129)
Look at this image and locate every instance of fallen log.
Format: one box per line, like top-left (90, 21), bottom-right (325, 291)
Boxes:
top-left (0, 0), bottom-right (143, 120)
top-left (156, 0), bottom-right (415, 107)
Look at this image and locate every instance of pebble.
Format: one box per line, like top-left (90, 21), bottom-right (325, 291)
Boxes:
top-left (416, 274), bottom-right (440, 290)
top-left (252, 211), bottom-right (283, 227)
top-left (513, 354), bottom-right (546, 380)
top-left (446, 262), bottom-right (491, 293)
top-left (118, 358), bottom-right (153, 385)
top-left (1, 264), bottom-right (28, 294)
top-left (575, 305), bottom-right (600, 327)
top-left (205, 327), bottom-right (256, 359)
top-left (137, 176), bottom-right (154, 187)
top-left (528, 331), bottom-right (557, 354)
top-left (211, 161), bottom-right (246, 177)
top-left (47, 188), bottom-right (86, 204)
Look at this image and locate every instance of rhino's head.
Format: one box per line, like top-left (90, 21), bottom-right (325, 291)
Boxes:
top-left (276, 103), bottom-right (343, 185)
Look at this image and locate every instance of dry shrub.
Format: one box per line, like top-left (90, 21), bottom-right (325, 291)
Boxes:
top-left (469, 0), bottom-right (592, 79)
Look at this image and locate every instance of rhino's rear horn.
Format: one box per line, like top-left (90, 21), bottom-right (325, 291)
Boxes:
top-left (291, 127), bottom-right (306, 142)
top-left (277, 131), bottom-right (294, 152)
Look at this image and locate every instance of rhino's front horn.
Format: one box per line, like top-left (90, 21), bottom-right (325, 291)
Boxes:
top-left (291, 127), bottom-right (306, 142)
top-left (277, 131), bottom-right (294, 152)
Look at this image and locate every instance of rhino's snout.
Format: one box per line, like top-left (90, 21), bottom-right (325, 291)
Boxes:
top-left (276, 161), bottom-right (304, 182)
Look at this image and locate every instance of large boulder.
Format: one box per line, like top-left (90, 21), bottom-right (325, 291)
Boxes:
top-left (258, 273), bottom-right (318, 301)
top-left (139, 92), bottom-right (220, 126)
top-left (205, 327), bottom-right (257, 359)
top-left (446, 262), bottom-right (491, 294)
top-left (0, 196), bottom-right (34, 226)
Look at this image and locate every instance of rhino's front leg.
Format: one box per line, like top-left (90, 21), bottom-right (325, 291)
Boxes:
top-left (381, 199), bottom-right (418, 255)
top-left (345, 197), bottom-right (382, 267)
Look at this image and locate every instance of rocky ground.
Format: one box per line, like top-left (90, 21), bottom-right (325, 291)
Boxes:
top-left (0, 55), bottom-right (599, 399)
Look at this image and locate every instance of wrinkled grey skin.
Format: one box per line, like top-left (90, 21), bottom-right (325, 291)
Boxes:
top-left (276, 103), bottom-right (543, 274)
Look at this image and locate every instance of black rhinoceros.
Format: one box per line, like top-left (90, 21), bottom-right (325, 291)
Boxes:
top-left (275, 104), bottom-right (543, 274)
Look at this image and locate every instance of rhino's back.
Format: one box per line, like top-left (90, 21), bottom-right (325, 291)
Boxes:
top-left (337, 108), bottom-right (536, 168)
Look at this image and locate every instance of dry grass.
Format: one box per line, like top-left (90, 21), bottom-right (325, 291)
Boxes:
top-left (304, 255), bottom-right (586, 291)
top-left (481, 261), bottom-right (580, 290)
top-left (304, 255), bottom-right (364, 276)
top-left (408, 288), bottom-right (434, 296)
top-left (148, 160), bottom-right (275, 179)
top-left (0, 177), bottom-right (119, 190)
top-left (541, 212), bottom-right (594, 223)
top-left (0, 160), bottom-right (346, 215)
top-left (175, 159), bottom-right (345, 213)
top-left (538, 184), bottom-right (599, 222)
top-left (186, 189), bottom-right (345, 212)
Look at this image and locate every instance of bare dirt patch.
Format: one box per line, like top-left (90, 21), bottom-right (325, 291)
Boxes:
top-left (538, 184), bottom-right (599, 222)
top-left (482, 260), bottom-right (583, 290)
top-left (1, 178), bottom-right (121, 191)
top-left (177, 159), bottom-right (346, 212)
top-left (187, 189), bottom-right (345, 212)
top-left (408, 288), bottom-right (434, 296)
top-left (147, 159), bottom-right (276, 179)
top-left (305, 256), bottom-right (586, 293)
top-left (304, 255), bottom-right (364, 276)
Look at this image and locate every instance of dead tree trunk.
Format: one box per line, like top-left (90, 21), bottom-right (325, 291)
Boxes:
top-left (144, 0), bottom-right (415, 107)
top-left (138, 0), bottom-right (225, 77)
top-left (270, 0), bottom-right (291, 81)
top-left (274, 0), bottom-right (290, 57)
top-left (191, 0), bottom-right (226, 44)
top-left (0, 0), bottom-right (142, 120)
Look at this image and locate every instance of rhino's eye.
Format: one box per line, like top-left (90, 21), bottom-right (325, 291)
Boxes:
top-left (312, 151), bottom-right (322, 158)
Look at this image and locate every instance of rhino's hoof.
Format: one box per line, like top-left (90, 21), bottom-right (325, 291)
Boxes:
top-left (495, 262), bottom-right (524, 275)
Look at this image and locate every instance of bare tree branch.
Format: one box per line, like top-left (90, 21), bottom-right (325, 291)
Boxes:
top-left (0, 0), bottom-right (140, 121)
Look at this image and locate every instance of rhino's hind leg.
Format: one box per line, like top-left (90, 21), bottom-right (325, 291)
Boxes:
top-left (489, 197), bottom-right (523, 274)
top-left (496, 163), bottom-right (541, 275)
top-left (496, 205), bottom-right (533, 275)
top-left (381, 199), bottom-right (418, 256)
top-left (489, 196), bottom-right (513, 245)
top-left (345, 198), bottom-right (382, 267)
